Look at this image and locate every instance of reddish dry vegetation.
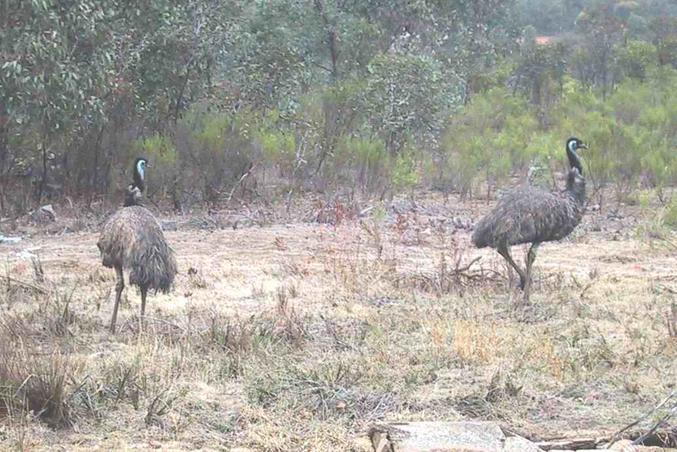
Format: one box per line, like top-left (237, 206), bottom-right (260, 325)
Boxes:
top-left (0, 194), bottom-right (675, 450)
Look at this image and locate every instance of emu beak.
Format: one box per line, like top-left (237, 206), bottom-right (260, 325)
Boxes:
top-left (579, 143), bottom-right (588, 150)
top-left (145, 161), bottom-right (152, 168)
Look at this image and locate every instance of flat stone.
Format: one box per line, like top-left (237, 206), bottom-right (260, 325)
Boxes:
top-left (370, 421), bottom-right (505, 452)
top-left (504, 436), bottom-right (544, 452)
top-left (610, 440), bottom-right (637, 451)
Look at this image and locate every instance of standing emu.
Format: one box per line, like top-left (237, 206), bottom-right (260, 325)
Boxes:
top-left (472, 137), bottom-right (588, 299)
top-left (97, 158), bottom-right (177, 332)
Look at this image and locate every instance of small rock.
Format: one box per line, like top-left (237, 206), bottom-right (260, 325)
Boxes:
top-left (14, 249), bottom-right (38, 260)
top-left (0, 235), bottom-right (22, 244)
top-left (504, 436), bottom-right (544, 452)
top-left (352, 436), bottom-right (375, 452)
top-left (610, 440), bottom-right (638, 451)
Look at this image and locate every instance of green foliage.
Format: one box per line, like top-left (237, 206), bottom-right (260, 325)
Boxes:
top-left (440, 65), bottom-right (677, 201)
top-left (442, 88), bottom-right (536, 196)
top-left (0, 0), bottom-right (675, 211)
top-left (391, 153), bottom-right (420, 192)
top-left (547, 69), bottom-right (676, 200)
top-left (255, 126), bottom-right (296, 170)
top-left (334, 136), bottom-right (388, 191)
top-left (512, 38), bottom-right (567, 109)
top-left (663, 197), bottom-right (677, 230)
top-left (134, 135), bottom-right (178, 168)
top-left (615, 40), bottom-right (658, 80)
top-left (363, 54), bottom-right (461, 155)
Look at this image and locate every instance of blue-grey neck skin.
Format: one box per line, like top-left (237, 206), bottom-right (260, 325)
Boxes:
top-left (136, 160), bottom-right (145, 180)
top-left (132, 158), bottom-right (147, 193)
top-left (566, 139), bottom-right (583, 175)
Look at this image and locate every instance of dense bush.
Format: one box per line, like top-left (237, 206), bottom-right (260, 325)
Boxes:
top-left (440, 66), bottom-right (676, 203)
top-left (0, 0), bottom-right (675, 214)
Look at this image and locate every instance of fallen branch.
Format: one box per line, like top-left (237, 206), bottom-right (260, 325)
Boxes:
top-left (226, 162), bottom-right (257, 203)
top-left (633, 400), bottom-right (677, 446)
top-left (533, 426), bottom-right (677, 451)
top-left (607, 390), bottom-right (675, 447)
top-left (456, 256), bottom-right (482, 273)
top-left (536, 436), bottom-right (603, 450)
top-left (0, 275), bottom-right (50, 295)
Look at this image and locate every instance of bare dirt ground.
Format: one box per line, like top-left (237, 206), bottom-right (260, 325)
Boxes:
top-left (0, 193), bottom-right (675, 450)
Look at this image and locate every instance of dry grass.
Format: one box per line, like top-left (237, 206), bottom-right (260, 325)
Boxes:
top-left (0, 193), bottom-right (675, 450)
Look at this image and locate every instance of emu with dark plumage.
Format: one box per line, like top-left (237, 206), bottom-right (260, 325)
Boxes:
top-left (472, 138), bottom-right (588, 299)
top-left (97, 158), bottom-right (177, 332)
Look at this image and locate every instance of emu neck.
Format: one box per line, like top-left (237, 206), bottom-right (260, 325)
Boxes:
top-left (123, 180), bottom-right (144, 207)
top-left (565, 171), bottom-right (586, 207)
top-left (133, 168), bottom-right (145, 193)
top-left (124, 187), bottom-right (141, 207)
top-left (566, 145), bottom-right (583, 175)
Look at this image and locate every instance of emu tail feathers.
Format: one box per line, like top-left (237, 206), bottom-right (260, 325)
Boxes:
top-left (128, 242), bottom-right (177, 293)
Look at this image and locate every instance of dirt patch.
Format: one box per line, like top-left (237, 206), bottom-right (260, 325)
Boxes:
top-left (0, 194), bottom-right (675, 450)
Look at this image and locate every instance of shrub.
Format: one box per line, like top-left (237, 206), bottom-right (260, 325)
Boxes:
top-left (663, 197), bottom-right (677, 230)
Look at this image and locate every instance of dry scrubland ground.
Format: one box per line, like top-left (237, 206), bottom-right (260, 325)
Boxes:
top-left (0, 193), bottom-right (675, 451)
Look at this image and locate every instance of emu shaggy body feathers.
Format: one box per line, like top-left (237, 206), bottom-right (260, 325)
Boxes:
top-left (98, 206), bottom-right (176, 293)
top-left (472, 184), bottom-right (585, 248)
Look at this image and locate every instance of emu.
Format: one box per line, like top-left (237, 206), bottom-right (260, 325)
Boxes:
top-left (472, 137), bottom-right (588, 300)
top-left (97, 158), bottom-right (177, 332)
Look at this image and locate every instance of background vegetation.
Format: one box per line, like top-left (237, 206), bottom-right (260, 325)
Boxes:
top-left (1, 0), bottom-right (676, 215)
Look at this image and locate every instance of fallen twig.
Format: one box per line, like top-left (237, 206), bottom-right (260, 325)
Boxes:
top-left (456, 256), bottom-right (481, 273)
top-left (1, 275), bottom-right (50, 295)
top-left (633, 400), bottom-right (677, 446)
top-left (606, 390), bottom-right (675, 447)
top-left (536, 436), bottom-right (603, 450)
top-left (226, 162), bottom-right (257, 203)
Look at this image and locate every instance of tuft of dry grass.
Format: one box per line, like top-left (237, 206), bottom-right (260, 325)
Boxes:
top-left (0, 332), bottom-right (81, 428)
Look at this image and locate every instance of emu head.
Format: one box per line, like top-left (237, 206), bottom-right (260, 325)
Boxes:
top-left (565, 137), bottom-right (587, 175)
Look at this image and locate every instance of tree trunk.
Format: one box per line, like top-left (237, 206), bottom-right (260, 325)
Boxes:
top-left (313, 0), bottom-right (339, 81)
top-left (37, 128), bottom-right (49, 204)
top-left (0, 103), bottom-right (8, 214)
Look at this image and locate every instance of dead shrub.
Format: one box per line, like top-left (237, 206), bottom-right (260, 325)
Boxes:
top-left (244, 356), bottom-right (395, 422)
top-left (187, 266), bottom-right (209, 289)
top-left (260, 288), bottom-right (309, 346)
top-left (204, 313), bottom-right (256, 377)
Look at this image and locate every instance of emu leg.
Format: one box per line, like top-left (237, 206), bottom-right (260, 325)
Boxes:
top-left (140, 285), bottom-right (148, 317)
top-left (110, 265), bottom-right (124, 333)
top-left (497, 244), bottom-right (527, 289)
top-left (522, 243), bottom-right (540, 303)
